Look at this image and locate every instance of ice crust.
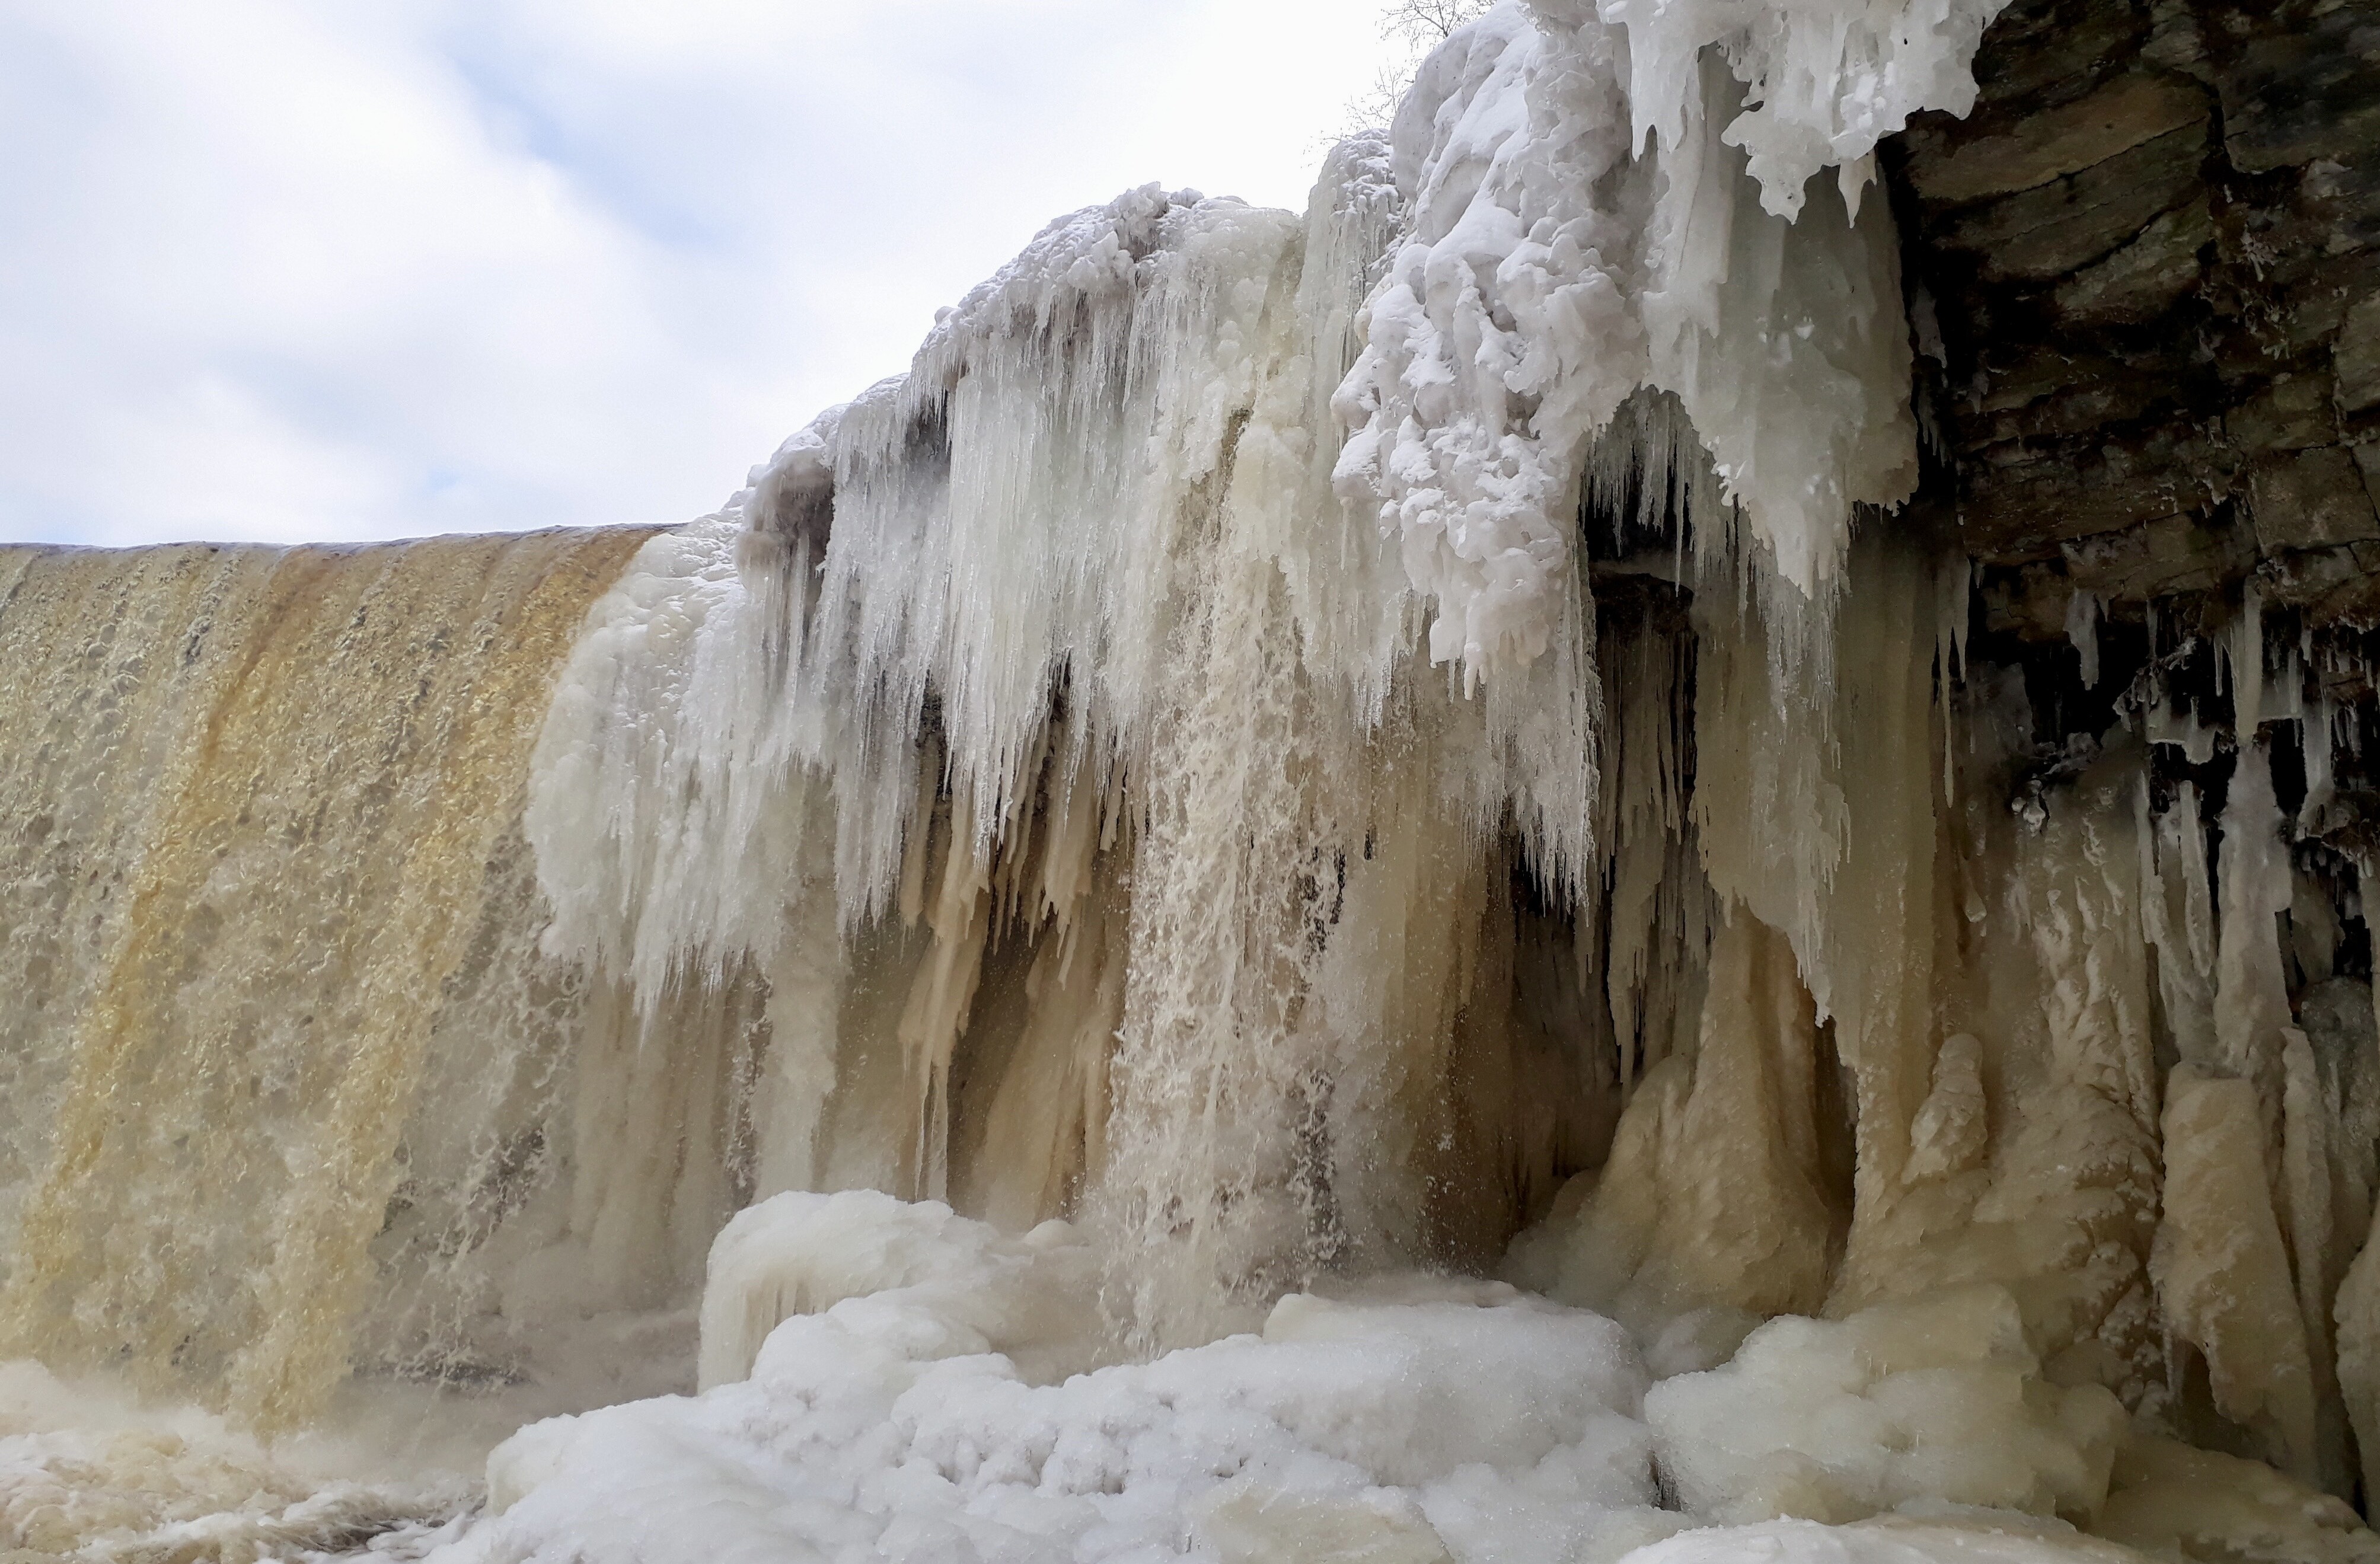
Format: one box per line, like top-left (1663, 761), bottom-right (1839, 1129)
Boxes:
top-left (1615, 1518), bottom-right (2137, 1563)
top-left (696, 1190), bottom-right (1101, 1392)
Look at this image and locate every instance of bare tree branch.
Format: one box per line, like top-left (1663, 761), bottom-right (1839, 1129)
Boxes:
top-left (1336, 0), bottom-right (1495, 137)
top-left (1379, 0), bottom-right (1495, 47)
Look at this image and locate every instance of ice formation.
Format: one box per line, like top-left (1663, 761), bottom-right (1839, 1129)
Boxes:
top-left (4, 1), bottom-right (2380, 1562)
top-left (1333, 0), bottom-right (1919, 682)
top-left (468, 1193), bottom-right (1680, 1564)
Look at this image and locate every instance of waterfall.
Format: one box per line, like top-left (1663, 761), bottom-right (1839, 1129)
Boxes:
top-left (5, 2), bottom-right (2380, 1560)
top-left (0, 531), bottom-right (722, 1425)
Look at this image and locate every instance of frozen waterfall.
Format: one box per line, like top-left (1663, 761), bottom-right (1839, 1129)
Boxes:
top-left (1, 2), bottom-right (2377, 1562)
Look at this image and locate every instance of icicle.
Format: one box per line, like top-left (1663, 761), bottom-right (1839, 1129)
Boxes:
top-left (2155, 1068), bottom-right (2322, 1483)
top-left (1602, 618), bottom-right (1689, 1087)
top-left (2305, 692), bottom-right (2340, 834)
top-left (2147, 688), bottom-right (2222, 766)
top-left (2338, 1212), bottom-right (2380, 1508)
top-left (2229, 583), bottom-right (2267, 747)
top-left (1592, 0), bottom-right (2011, 219)
top-left (2146, 781), bottom-right (2221, 1068)
top-left (1937, 554), bottom-right (1973, 799)
top-left (2282, 1026), bottom-right (2350, 1495)
top-left (2216, 746), bottom-right (2296, 1119)
top-left (2066, 587), bottom-right (2103, 691)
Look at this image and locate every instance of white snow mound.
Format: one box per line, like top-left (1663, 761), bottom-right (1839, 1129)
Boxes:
top-left (455, 1198), bottom-right (1677, 1564)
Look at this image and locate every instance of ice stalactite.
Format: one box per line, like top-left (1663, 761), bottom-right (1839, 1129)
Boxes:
top-left (1595, 0), bottom-right (2011, 221)
top-left (1510, 526), bottom-right (2380, 1546)
top-left (1534, 905), bottom-right (1841, 1332)
top-left (2156, 1066), bottom-right (2321, 1482)
top-left (1521, 535), bottom-right (1945, 1335)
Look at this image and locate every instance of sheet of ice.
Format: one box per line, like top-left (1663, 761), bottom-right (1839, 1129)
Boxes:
top-left (427, 1195), bottom-right (2380, 1563)
top-left (528, 515), bottom-right (825, 1004)
top-left (2094, 1434), bottom-right (2380, 1562)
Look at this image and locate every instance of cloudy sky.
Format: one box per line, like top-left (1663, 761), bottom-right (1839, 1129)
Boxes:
top-left (0, 1), bottom-right (1415, 546)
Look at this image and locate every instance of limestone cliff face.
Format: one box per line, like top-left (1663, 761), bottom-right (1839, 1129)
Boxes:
top-left (1890, 0), bottom-right (2380, 615)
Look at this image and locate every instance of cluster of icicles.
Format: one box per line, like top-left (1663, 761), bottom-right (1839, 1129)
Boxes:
top-left (527, 0), bottom-right (1950, 1352)
top-left (4, 1), bottom-right (2380, 1560)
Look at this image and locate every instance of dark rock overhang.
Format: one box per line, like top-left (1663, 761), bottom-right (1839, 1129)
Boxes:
top-left (1883, 0), bottom-right (2380, 629)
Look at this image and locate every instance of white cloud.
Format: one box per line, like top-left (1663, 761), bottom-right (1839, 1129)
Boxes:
top-left (0, 0), bottom-right (1408, 545)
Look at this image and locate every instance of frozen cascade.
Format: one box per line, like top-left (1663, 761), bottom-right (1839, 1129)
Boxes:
top-left (1333, 4), bottom-right (1920, 684)
top-left (4, 2), bottom-right (2380, 1562)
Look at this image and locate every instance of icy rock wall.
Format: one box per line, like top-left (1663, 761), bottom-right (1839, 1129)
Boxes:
top-left (1527, 561), bottom-right (2380, 1527)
